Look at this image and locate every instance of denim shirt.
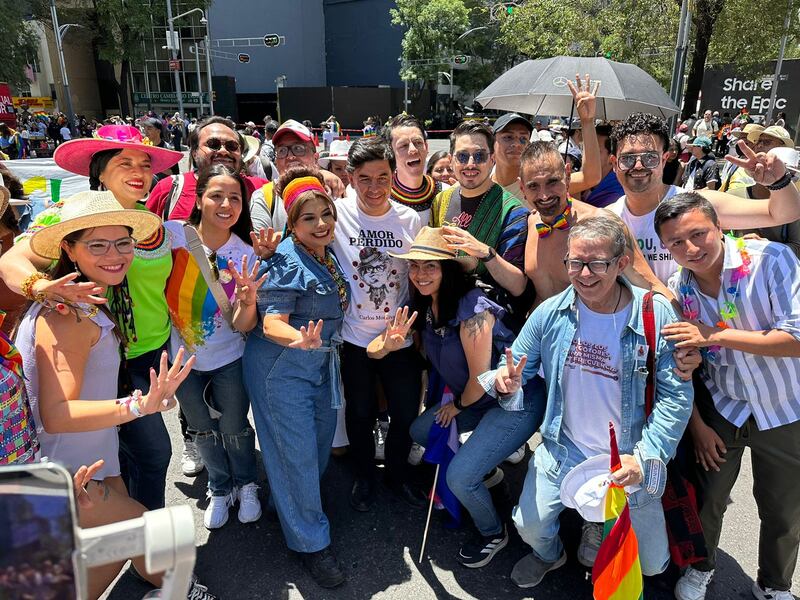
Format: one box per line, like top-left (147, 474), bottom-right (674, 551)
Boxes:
top-left (482, 278), bottom-right (693, 497)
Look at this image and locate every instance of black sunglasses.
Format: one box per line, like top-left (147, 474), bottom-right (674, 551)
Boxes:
top-left (205, 138), bottom-right (241, 153)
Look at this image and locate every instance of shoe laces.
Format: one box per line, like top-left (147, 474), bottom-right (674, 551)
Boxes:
top-left (757, 586), bottom-right (792, 600)
top-left (685, 567), bottom-right (714, 588)
top-left (187, 579), bottom-right (216, 600)
top-left (582, 522), bottom-right (603, 548)
top-left (182, 443), bottom-right (201, 463)
top-left (239, 482), bottom-right (258, 503)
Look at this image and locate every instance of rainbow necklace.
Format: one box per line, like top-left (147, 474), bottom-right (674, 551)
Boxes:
top-left (680, 234), bottom-right (751, 360)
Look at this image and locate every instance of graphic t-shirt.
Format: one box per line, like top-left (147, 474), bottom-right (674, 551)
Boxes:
top-left (332, 196), bottom-right (423, 347)
top-left (164, 221), bottom-right (255, 371)
top-left (607, 185), bottom-right (682, 285)
top-left (561, 297), bottom-right (632, 458)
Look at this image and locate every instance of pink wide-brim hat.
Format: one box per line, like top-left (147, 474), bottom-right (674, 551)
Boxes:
top-left (54, 125), bottom-right (183, 177)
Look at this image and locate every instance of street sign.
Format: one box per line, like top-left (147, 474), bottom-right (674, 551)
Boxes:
top-left (452, 55), bottom-right (470, 66)
top-left (168, 59), bottom-right (181, 71)
top-left (165, 31), bottom-right (180, 51)
top-left (238, 53), bottom-right (250, 64)
top-left (133, 91), bottom-right (210, 105)
top-left (263, 34), bottom-right (281, 47)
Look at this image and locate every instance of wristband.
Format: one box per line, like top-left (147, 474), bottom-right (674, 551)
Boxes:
top-left (766, 171), bottom-right (792, 191)
top-left (116, 389), bottom-right (144, 418)
top-left (453, 396), bottom-right (464, 410)
top-left (480, 247), bottom-right (497, 262)
top-left (21, 272), bottom-right (51, 301)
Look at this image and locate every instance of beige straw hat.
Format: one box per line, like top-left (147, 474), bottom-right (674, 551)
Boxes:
top-left (30, 190), bottom-right (162, 259)
top-left (389, 226), bottom-right (458, 260)
top-left (0, 174), bottom-right (9, 218)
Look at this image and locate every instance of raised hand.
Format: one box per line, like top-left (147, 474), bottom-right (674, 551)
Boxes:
top-left (567, 73), bottom-right (600, 123)
top-left (381, 306), bottom-right (418, 353)
top-left (320, 169), bottom-right (346, 199)
top-left (228, 255), bottom-right (267, 307)
top-left (725, 140), bottom-right (787, 186)
top-left (442, 225), bottom-right (490, 259)
top-left (495, 348), bottom-right (528, 395)
top-left (289, 319), bottom-right (324, 350)
top-left (33, 272), bottom-right (108, 306)
top-left (73, 459), bottom-right (105, 510)
top-left (141, 348), bottom-right (197, 413)
top-left (250, 227), bottom-right (282, 260)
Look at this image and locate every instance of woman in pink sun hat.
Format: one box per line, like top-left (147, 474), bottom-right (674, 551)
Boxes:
top-left (0, 123), bottom-right (184, 512)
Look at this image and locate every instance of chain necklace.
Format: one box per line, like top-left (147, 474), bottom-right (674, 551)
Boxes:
top-left (292, 235), bottom-right (349, 312)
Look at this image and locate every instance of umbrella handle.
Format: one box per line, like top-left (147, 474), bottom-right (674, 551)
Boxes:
top-left (419, 463), bottom-right (440, 563)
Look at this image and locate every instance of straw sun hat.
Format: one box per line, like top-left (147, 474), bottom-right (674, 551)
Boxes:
top-left (389, 226), bottom-right (460, 261)
top-left (29, 190), bottom-right (162, 259)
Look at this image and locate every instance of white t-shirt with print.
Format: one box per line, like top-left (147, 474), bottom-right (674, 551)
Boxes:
top-left (561, 298), bottom-right (632, 458)
top-left (606, 185), bottom-right (682, 285)
top-left (165, 221), bottom-right (256, 371)
top-left (332, 196), bottom-right (423, 347)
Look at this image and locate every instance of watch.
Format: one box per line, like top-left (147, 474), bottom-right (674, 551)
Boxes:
top-left (481, 247), bottom-right (497, 262)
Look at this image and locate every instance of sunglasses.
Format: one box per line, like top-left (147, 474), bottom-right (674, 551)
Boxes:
top-left (563, 255), bottom-right (621, 274)
top-left (617, 151), bottom-right (661, 171)
top-left (75, 237), bottom-right (136, 256)
top-left (276, 144), bottom-right (310, 159)
top-left (204, 138), bottom-right (241, 153)
top-left (454, 151), bottom-right (490, 165)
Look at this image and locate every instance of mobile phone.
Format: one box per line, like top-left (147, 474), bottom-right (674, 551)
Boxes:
top-left (0, 461), bottom-right (80, 600)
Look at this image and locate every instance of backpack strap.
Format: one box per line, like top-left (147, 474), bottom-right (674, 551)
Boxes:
top-left (162, 174), bottom-right (186, 220)
top-left (642, 291), bottom-right (656, 417)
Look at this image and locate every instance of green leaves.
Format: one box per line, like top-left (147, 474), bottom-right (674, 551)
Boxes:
top-left (0, 3), bottom-right (44, 88)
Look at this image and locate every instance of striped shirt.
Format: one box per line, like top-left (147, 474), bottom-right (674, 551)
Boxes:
top-left (669, 236), bottom-right (800, 430)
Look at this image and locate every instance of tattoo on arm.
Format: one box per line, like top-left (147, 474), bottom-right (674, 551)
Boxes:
top-left (463, 311), bottom-right (489, 339)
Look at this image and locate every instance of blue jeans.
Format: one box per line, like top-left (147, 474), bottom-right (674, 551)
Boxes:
top-left (117, 343), bottom-right (172, 510)
top-left (243, 334), bottom-right (337, 553)
top-left (175, 358), bottom-right (257, 496)
top-left (410, 377), bottom-right (546, 537)
top-left (513, 434), bottom-right (670, 576)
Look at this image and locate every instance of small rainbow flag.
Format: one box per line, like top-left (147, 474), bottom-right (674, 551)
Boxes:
top-left (166, 247), bottom-right (235, 351)
top-left (592, 422), bottom-right (644, 600)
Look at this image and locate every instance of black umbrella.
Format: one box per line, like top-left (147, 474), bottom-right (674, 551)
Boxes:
top-left (475, 56), bottom-right (679, 120)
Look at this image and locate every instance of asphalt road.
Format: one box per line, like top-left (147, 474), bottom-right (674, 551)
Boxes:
top-left (103, 405), bottom-right (799, 600)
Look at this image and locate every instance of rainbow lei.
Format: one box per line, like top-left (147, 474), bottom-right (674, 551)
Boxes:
top-left (680, 233), bottom-right (751, 360)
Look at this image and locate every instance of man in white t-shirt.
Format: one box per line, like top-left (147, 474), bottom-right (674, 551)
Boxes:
top-left (331, 136), bottom-right (424, 513)
top-left (606, 112), bottom-right (800, 286)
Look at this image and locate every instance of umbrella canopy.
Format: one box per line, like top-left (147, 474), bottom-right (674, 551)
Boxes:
top-left (475, 56), bottom-right (679, 120)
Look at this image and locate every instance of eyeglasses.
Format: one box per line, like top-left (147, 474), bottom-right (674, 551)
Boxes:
top-left (204, 138), bottom-right (241, 153)
top-left (454, 151), bottom-right (490, 165)
top-left (498, 135), bottom-right (530, 147)
top-left (563, 255), bottom-right (622, 274)
top-left (76, 237), bottom-right (136, 256)
top-left (276, 144), bottom-right (310, 159)
top-left (617, 151), bottom-right (661, 171)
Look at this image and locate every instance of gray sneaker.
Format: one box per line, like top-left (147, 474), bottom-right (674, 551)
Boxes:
top-left (511, 551), bottom-right (567, 588)
top-left (577, 521), bottom-right (603, 567)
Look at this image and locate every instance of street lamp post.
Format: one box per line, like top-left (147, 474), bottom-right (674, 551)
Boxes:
top-left (49, 0), bottom-right (78, 137)
top-left (165, 0), bottom-right (184, 118)
top-left (170, 7), bottom-right (214, 117)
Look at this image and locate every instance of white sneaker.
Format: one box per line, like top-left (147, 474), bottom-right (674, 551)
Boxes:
top-left (675, 566), bottom-right (714, 600)
top-left (483, 467), bottom-right (504, 488)
top-left (505, 445), bottom-right (526, 464)
top-left (237, 482), bottom-right (262, 524)
top-left (407, 442), bottom-right (425, 466)
top-left (374, 419), bottom-right (389, 461)
top-left (752, 581), bottom-right (794, 600)
top-left (181, 440), bottom-right (204, 477)
top-left (203, 492), bottom-right (234, 530)
top-left (577, 521), bottom-right (604, 567)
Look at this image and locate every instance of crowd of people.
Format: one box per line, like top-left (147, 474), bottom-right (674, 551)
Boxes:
top-left (0, 72), bottom-right (799, 600)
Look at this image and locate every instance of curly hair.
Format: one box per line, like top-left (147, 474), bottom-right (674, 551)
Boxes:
top-left (610, 112), bottom-right (670, 154)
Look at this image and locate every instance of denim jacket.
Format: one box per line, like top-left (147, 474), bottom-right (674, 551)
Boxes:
top-left (482, 278), bottom-right (692, 497)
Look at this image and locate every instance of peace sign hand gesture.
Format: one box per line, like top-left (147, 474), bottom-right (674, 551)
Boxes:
top-left (381, 306), bottom-right (418, 353)
top-left (567, 73), bottom-right (600, 123)
top-left (141, 347), bottom-right (197, 414)
top-left (289, 319), bottom-right (324, 350)
top-left (228, 255), bottom-right (267, 307)
top-left (250, 227), bottom-right (283, 260)
top-left (495, 348), bottom-right (528, 396)
top-left (726, 140), bottom-right (787, 186)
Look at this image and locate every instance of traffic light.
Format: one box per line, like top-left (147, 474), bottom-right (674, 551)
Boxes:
top-left (263, 34), bottom-right (281, 48)
top-left (453, 55), bottom-right (469, 65)
top-left (506, 4), bottom-right (514, 14)
top-left (604, 51), bottom-right (613, 59)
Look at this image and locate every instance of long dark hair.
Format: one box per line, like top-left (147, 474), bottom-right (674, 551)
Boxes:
top-left (410, 259), bottom-right (475, 331)
top-left (188, 164), bottom-right (253, 246)
top-left (48, 228), bottom-right (133, 346)
top-left (88, 149), bottom-right (124, 191)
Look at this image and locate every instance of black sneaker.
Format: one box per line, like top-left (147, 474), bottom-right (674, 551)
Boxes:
top-left (457, 526), bottom-right (509, 568)
top-left (301, 547), bottom-right (346, 588)
top-left (388, 481), bottom-right (427, 508)
top-left (349, 477), bottom-right (375, 512)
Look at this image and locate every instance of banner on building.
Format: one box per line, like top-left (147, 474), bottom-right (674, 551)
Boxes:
top-left (133, 91), bottom-right (211, 106)
top-left (0, 83), bottom-right (15, 127)
top-left (12, 97), bottom-right (55, 110)
top-left (700, 59), bottom-right (800, 127)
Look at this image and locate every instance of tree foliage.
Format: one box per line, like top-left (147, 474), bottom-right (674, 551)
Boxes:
top-left (391, 0), bottom-right (470, 87)
top-left (0, 2), bottom-right (46, 89)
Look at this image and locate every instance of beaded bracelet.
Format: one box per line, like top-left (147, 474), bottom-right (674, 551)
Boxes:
top-left (21, 271), bottom-right (51, 301)
top-left (116, 389), bottom-right (144, 418)
top-left (766, 171), bottom-right (793, 191)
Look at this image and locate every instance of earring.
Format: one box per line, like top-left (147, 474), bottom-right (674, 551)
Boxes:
top-left (73, 261), bottom-right (81, 277)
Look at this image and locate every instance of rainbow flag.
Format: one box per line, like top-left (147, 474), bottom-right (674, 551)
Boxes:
top-left (166, 247), bottom-right (235, 351)
top-left (592, 422), bottom-right (644, 600)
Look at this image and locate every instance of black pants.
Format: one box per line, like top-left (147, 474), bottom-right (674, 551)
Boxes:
top-left (341, 342), bottom-right (422, 485)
